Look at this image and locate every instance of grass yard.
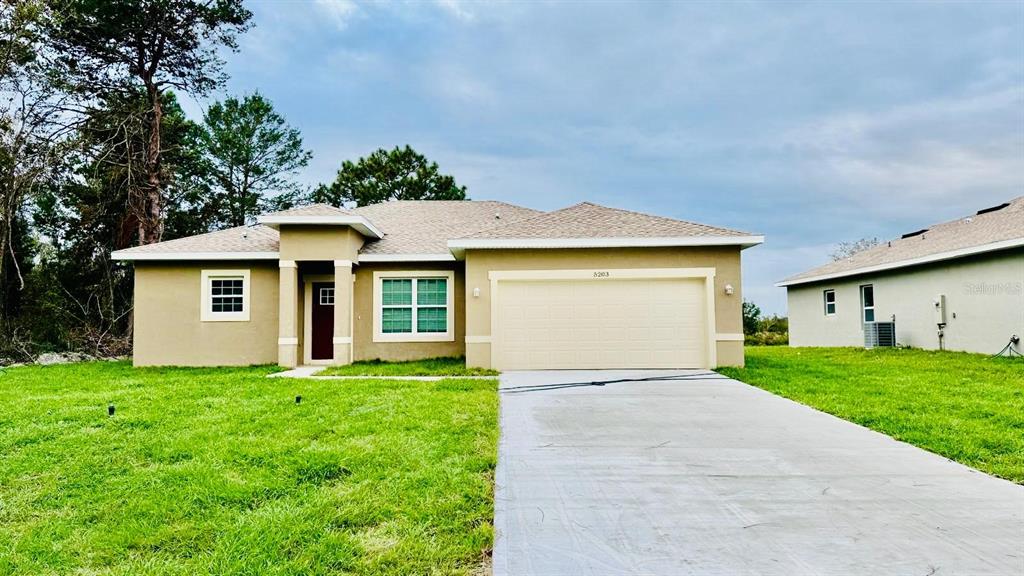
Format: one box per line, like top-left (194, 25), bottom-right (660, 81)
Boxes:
top-left (0, 361), bottom-right (498, 575)
top-left (719, 347), bottom-right (1024, 483)
top-left (320, 357), bottom-right (499, 377)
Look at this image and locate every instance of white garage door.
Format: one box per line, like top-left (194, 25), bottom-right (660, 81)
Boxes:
top-left (494, 277), bottom-right (708, 370)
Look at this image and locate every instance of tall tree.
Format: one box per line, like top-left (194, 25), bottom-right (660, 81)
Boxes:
top-left (0, 1), bottom-right (72, 301)
top-left (312, 145), bottom-right (467, 207)
top-left (0, 1), bottom-right (80, 360)
top-left (45, 0), bottom-right (251, 245)
top-left (200, 93), bottom-right (311, 227)
top-left (32, 91), bottom-right (205, 355)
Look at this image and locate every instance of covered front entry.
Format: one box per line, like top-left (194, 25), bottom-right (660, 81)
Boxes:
top-left (279, 261), bottom-right (354, 368)
top-left (490, 269), bottom-right (716, 370)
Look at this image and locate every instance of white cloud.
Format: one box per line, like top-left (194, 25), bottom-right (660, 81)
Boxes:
top-left (427, 64), bottom-right (498, 107)
top-left (744, 243), bottom-right (838, 315)
top-left (779, 87), bottom-right (1024, 219)
top-left (433, 0), bottom-right (475, 22)
top-left (314, 0), bottom-right (360, 29)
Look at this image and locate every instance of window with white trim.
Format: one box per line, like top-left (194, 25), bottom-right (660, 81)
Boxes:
top-left (211, 278), bottom-right (244, 312)
top-left (319, 286), bottom-right (335, 306)
top-left (201, 270), bottom-right (250, 322)
top-left (861, 284), bottom-right (875, 323)
top-left (374, 271), bottom-right (454, 342)
top-left (823, 289), bottom-right (836, 316)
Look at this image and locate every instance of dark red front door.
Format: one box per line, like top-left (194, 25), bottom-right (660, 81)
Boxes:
top-left (311, 282), bottom-right (335, 360)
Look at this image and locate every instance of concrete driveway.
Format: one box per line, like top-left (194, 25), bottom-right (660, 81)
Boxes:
top-left (494, 370), bottom-right (1024, 576)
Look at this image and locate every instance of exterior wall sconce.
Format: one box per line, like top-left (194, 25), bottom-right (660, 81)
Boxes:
top-left (724, 284), bottom-right (735, 296)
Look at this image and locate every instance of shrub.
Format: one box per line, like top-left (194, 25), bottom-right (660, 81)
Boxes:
top-left (746, 331), bottom-right (789, 346)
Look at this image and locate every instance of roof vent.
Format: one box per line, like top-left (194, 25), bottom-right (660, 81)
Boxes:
top-left (901, 228), bottom-right (928, 239)
top-left (976, 202), bottom-right (1010, 215)
top-left (495, 212), bottom-right (501, 219)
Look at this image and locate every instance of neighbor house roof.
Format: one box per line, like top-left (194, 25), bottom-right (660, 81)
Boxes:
top-left (351, 200), bottom-right (542, 260)
top-left (778, 196), bottom-right (1024, 287)
top-left (111, 225), bottom-right (280, 261)
top-left (447, 202), bottom-right (763, 254)
top-left (112, 199), bottom-right (763, 261)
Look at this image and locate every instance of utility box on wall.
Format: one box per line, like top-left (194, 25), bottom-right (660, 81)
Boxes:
top-left (933, 294), bottom-right (947, 326)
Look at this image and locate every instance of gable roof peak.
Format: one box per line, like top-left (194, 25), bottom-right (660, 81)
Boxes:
top-left (452, 199), bottom-right (758, 244)
top-left (256, 203), bottom-right (382, 238)
top-left (261, 203), bottom-right (353, 218)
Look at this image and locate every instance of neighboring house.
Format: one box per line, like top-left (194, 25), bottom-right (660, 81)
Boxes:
top-left (779, 197), bottom-right (1024, 354)
top-left (112, 201), bottom-right (763, 369)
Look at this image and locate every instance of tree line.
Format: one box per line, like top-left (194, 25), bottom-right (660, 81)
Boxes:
top-left (0, 1), bottom-right (466, 363)
top-left (742, 300), bottom-right (788, 346)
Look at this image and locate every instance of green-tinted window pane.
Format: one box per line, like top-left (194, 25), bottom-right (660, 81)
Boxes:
top-left (417, 278), bottom-right (447, 306)
top-left (862, 286), bottom-right (874, 307)
top-left (382, 307), bottom-right (412, 333)
top-left (382, 279), bottom-right (412, 305)
top-left (417, 307), bottom-right (447, 333)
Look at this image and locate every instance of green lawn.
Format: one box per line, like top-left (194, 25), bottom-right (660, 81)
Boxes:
top-left (0, 361), bottom-right (498, 575)
top-left (719, 347), bottom-right (1024, 483)
top-left (319, 357), bottom-right (499, 377)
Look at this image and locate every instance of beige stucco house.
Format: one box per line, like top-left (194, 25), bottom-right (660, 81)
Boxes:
top-left (112, 200), bottom-right (763, 369)
top-left (780, 197), bottom-right (1023, 355)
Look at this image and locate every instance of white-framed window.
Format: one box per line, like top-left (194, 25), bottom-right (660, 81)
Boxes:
top-left (201, 269), bottom-right (251, 322)
top-left (373, 270), bottom-right (455, 342)
top-left (319, 286), bottom-right (335, 306)
top-left (861, 284), bottom-right (875, 323)
top-left (823, 289), bottom-right (836, 316)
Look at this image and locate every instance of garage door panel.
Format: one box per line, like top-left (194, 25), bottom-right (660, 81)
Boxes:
top-left (494, 277), bottom-right (708, 370)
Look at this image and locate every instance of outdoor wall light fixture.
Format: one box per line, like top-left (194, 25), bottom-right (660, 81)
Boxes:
top-left (724, 284), bottom-right (735, 296)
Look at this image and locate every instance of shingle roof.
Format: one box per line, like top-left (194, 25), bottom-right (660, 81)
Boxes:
top-left (111, 225), bottom-right (279, 258)
top-left (456, 202), bottom-right (753, 240)
top-left (112, 199), bottom-right (760, 261)
top-left (780, 196), bottom-right (1024, 286)
top-left (352, 200), bottom-right (542, 255)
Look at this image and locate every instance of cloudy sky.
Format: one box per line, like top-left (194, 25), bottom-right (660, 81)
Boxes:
top-left (185, 0), bottom-right (1024, 314)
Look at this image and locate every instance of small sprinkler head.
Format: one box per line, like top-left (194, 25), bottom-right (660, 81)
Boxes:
top-left (108, 403), bottom-right (115, 417)
top-left (295, 395), bottom-right (302, 404)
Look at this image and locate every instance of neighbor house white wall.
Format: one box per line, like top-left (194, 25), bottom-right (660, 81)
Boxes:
top-left (787, 249), bottom-right (1023, 354)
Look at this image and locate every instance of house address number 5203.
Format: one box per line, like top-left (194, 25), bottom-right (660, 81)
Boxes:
top-left (593, 271), bottom-right (611, 278)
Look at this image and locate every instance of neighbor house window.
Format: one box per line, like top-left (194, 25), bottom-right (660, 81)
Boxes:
top-left (374, 271), bottom-right (455, 342)
top-left (861, 285), bottom-right (875, 323)
top-left (201, 269), bottom-right (251, 322)
top-left (823, 289), bottom-right (836, 316)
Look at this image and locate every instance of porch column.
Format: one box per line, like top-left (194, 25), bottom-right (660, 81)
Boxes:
top-left (278, 260), bottom-right (299, 367)
top-left (333, 260), bottom-right (353, 365)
